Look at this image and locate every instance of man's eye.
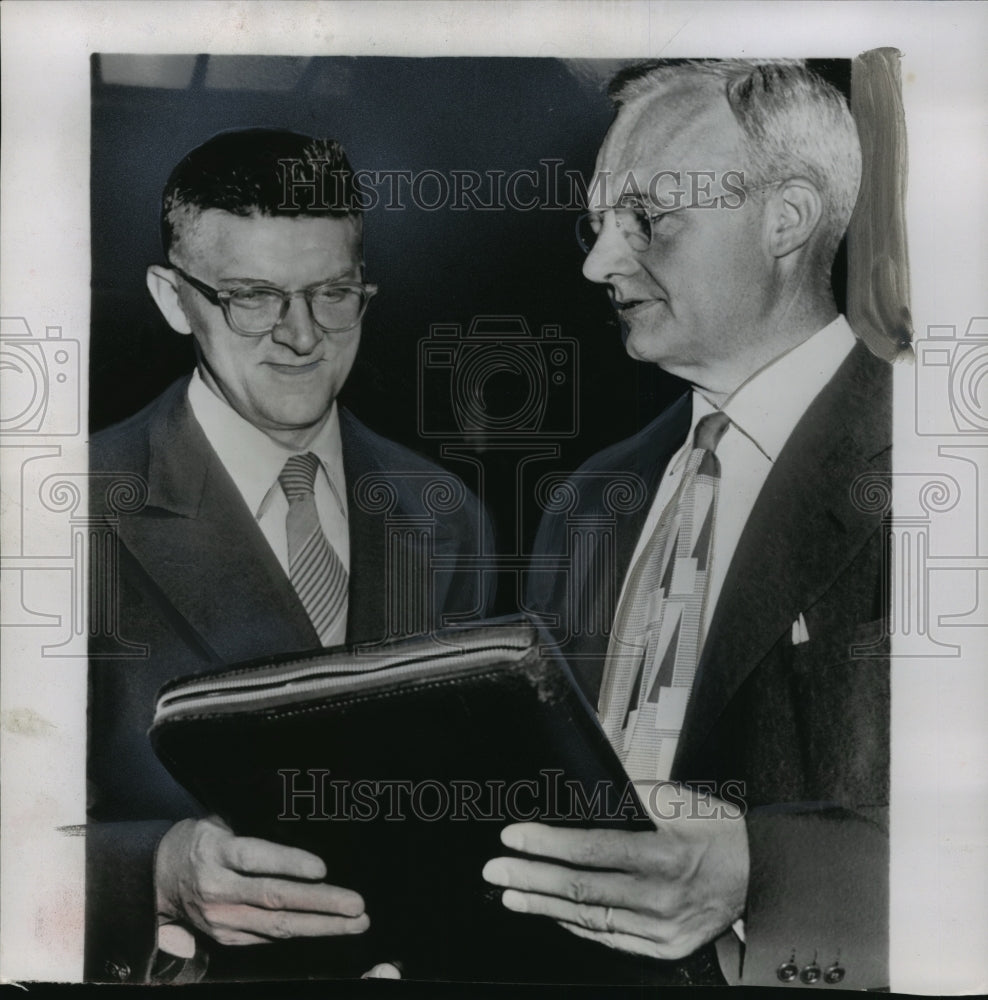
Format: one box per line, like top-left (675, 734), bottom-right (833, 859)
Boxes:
top-left (313, 287), bottom-right (351, 305)
top-left (232, 288), bottom-right (280, 309)
top-left (649, 210), bottom-right (683, 236)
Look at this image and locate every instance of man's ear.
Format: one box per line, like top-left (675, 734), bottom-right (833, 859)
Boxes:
top-left (146, 265), bottom-right (193, 335)
top-left (764, 179), bottom-right (824, 258)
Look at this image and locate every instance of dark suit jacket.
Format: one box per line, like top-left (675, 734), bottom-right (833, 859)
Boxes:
top-left (527, 339), bottom-right (891, 989)
top-left (86, 376), bottom-right (493, 983)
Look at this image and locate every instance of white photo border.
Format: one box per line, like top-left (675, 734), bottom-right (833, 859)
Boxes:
top-left (1, 2), bottom-right (986, 993)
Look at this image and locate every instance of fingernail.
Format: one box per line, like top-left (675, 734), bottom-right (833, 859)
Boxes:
top-left (501, 889), bottom-right (528, 913)
top-left (341, 894), bottom-right (365, 917)
top-left (347, 912), bottom-right (371, 934)
top-left (366, 963), bottom-right (401, 979)
top-left (482, 859), bottom-right (507, 884)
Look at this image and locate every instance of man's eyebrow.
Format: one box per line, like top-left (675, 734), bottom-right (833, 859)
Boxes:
top-left (217, 268), bottom-right (361, 289)
top-left (585, 197), bottom-right (646, 214)
top-left (604, 196), bottom-right (682, 215)
top-left (213, 276), bottom-right (274, 287)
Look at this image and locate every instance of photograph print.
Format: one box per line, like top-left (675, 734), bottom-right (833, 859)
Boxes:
top-left (79, 50), bottom-right (911, 990)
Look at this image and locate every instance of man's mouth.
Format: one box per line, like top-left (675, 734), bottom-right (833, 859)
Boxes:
top-left (613, 297), bottom-right (663, 316)
top-left (266, 359), bottom-right (324, 375)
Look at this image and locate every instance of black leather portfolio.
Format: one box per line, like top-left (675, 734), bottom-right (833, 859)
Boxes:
top-left (150, 621), bottom-right (663, 983)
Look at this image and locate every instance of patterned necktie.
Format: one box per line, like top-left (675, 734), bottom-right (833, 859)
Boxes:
top-left (278, 452), bottom-right (348, 646)
top-left (597, 410), bottom-right (731, 780)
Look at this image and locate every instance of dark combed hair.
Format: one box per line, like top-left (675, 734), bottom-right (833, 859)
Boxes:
top-left (161, 128), bottom-right (363, 255)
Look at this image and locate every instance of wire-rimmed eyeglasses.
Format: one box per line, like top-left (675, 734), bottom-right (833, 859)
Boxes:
top-left (575, 204), bottom-right (681, 255)
top-left (576, 182), bottom-right (779, 255)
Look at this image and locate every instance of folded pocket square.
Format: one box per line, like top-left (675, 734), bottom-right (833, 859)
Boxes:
top-left (791, 613), bottom-right (811, 645)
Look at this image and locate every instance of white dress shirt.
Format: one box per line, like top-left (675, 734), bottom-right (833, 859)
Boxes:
top-left (619, 315), bottom-right (857, 657)
top-left (187, 371), bottom-right (350, 577)
top-left (617, 317), bottom-right (857, 953)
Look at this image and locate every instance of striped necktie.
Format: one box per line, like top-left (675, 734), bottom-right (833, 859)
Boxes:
top-left (597, 410), bottom-right (731, 780)
top-left (278, 452), bottom-right (348, 646)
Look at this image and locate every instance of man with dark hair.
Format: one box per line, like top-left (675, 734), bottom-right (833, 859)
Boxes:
top-left (87, 128), bottom-right (490, 983)
top-left (486, 60), bottom-right (895, 988)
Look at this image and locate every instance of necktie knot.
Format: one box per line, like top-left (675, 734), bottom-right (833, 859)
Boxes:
top-left (279, 452), bottom-right (320, 503)
top-left (694, 411), bottom-right (730, 453)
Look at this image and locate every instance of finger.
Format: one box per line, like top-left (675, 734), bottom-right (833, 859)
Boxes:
top-left (221, 836), bottom-right (328, 881)
top-left (203, 927), bottom-right (275, 947)
top-left (205, 903), bottom-right (371, 940)
top-left (560, 920), bottom-right (673, 960)
top-left (499, 888), bottom-right (671, 941)
top-left (232, 875), bottom-right (365, 916)
top-left (362, 963), bottom-right (403, 979)
top-left (500, 823), bottom-right (647, 872)
top-left (482, 857), bottom-right (659, 912)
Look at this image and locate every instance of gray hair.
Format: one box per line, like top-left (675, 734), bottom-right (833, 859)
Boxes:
top-left (610, 60), bottom-right (862, 264)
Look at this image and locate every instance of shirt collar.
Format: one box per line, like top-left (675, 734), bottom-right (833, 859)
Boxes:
top-left (187, 370), bottom-right (347, 520)
top-left (697, 315), bottom-right (857, 462)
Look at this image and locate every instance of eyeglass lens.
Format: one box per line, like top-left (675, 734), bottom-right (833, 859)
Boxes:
top-left (577, 207), bottom-right (652, 254)
top-left (229, 286), bottom-right (366, 334)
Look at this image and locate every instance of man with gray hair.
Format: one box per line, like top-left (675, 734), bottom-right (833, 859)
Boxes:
top-left (486, 60), bottom-right (894, 988)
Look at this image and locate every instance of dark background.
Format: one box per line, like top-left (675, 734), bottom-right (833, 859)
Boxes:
top-left (90, 56), bottom-right (849, 582)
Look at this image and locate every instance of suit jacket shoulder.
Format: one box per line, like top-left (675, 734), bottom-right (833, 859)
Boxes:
top-left (90, 378), bottom-right (186, 477)
top-left (569, 391), bottom-right (691, 481)
top-left (340, 407), bottom-right (452, 475)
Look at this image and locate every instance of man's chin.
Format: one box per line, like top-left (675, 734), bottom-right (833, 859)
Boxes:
top-left (622, 323), bottom-right (671, 366)
top-left (616, 302), bottom-right (669, 355)
top-left (259, 406), bottom-right (335, 447)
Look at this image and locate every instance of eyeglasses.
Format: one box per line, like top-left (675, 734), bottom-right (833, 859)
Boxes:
top-left (576, 182), bottom-right (781, 255)
top-left (168, 264), bottom-right (378, 336)
top-left (575, 204), bottom-right (678, 255)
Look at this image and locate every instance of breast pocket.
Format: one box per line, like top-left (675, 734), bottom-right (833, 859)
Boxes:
top-left (790, 617), bottom-right (889, 674)
top-left (788, 617), bottom-right (890, 805)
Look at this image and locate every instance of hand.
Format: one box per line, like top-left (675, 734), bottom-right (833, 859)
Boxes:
top-left (481, 783), bottom-right (749, 960)
top-left (155, 816), bottom-right (370, 946)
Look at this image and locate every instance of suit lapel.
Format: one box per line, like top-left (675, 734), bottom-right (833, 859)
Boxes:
top-left (116, 380), bottom-right (319, 666)
top-left (672, 342), bottom-right (892, 774)
top-left (340, 410), bottom-right (389, 645)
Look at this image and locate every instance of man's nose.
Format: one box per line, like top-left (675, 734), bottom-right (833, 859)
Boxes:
top-left (271, 294), bottom-right (321, 354)
top-left (582, 215), bottom-right (638, 285)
